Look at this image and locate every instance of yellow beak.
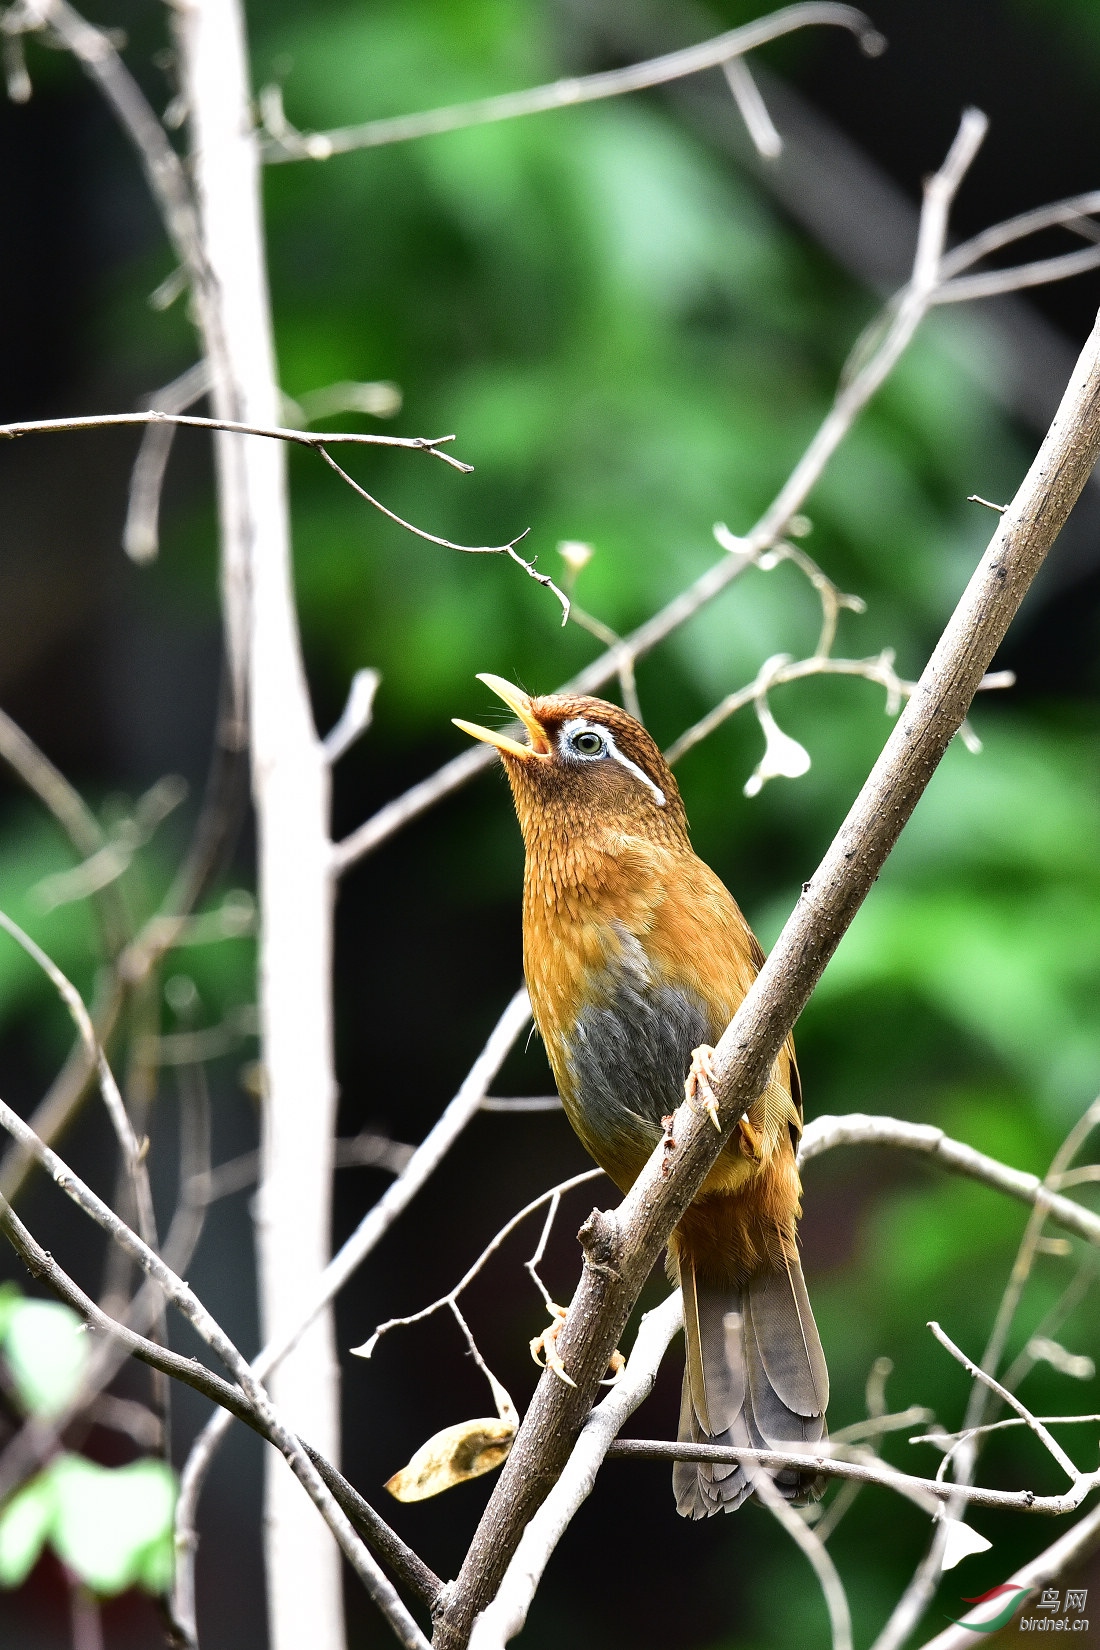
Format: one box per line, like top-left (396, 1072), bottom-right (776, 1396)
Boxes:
top-left (453, 673), bottom-right (550, 759)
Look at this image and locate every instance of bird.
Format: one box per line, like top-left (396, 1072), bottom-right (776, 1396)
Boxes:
top-left (455, 674), bottom-right (828, 1517)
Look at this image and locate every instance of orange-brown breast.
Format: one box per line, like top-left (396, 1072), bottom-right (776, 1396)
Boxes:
top-left (520, 817), bottom-right (803, 1252)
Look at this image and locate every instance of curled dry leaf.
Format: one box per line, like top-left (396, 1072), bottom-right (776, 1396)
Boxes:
top-left (384, 1416), bottom-right (516, 1503)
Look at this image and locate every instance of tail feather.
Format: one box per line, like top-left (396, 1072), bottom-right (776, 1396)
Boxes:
top-left (749, 1245), bottom-right (830, 1418)
top-left (675, 1248), bottom-right (827, 1518)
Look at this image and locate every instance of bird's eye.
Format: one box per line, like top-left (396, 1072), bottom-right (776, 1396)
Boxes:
top-left (570, 728), bottom-right (605, 757)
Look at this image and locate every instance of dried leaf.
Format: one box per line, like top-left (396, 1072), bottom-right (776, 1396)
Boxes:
top-left (385, 1417), bottom-right (515, 1503)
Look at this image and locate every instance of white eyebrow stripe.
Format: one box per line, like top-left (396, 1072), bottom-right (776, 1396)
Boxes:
top-left (559, 718), bottom-right (666, 807)
top-left (607, 736), bottom-right (666, 806)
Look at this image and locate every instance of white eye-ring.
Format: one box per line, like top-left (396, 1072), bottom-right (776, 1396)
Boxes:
top-left (569, 727), bottom-right (605, 757)
top-left (558, 719), bottom-right (666, 806)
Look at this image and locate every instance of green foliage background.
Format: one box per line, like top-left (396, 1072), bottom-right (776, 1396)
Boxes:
top-left (1, 0), bottom-right (1099, 1645)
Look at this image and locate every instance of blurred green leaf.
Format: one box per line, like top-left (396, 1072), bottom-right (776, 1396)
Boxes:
top-left (0, 1475), bottom-right (53, 1589)
top-left (1, 1298), bottom-right (88, 1420)
top-left (48, 1455), bottom-right (176, 1597)
top-left (0, 1283), bottom-right (21, 1343)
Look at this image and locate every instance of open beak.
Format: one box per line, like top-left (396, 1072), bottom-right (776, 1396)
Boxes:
top-left (453, 673), bottom-right (551, 760)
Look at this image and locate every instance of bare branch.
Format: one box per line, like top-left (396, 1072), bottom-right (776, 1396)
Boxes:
top-left (0, 408), bottom-right (472, 469)
top-left (935, 243), bottom-right (1100, 305)
top-left (324, 668), bottom-right (381, 763)
top-left (173, 987), bottom-right (532, 1605)
top-left (0, 1099), bottom-right (430, 1650)
top-left (0, 1194), bottom-right (443, 1614)
top-left (798, 1112), bottom-right (1100, 1245)
top-left (869, 1096), bottom-right (1100, 1650)
top-left (604, 1438), bottom-right (1098, 1515)
top-left (467, 1293), bottom-right (683, 1650)
top-left (722, 56), bottom-right (783, 160)
top-left (939, 190), bottom-right (1100, 278)
top-left (316, 446), bottom-right (566, 621)
top-left (747, 1443), bottom-right (853, 1650)
top-left (123, 360), bottom-right (213, 563)
top-left (261, 5), bottom-right (883, 163)
top-left (0, 910), bottom-right (157, 1252)
top-left (479, 1096), bottom-right (562, 1113)
top-left (664, 652), bottom-right (1013, 769)
top-left (926, 1322), bottom-right (1081, 1483)
top-left (431, 281), bottom-right (1100, 1649)
top-left (0, 708), bottom-right (131, 956)
top-left (911, 1413), bottom-right (1100, 1449)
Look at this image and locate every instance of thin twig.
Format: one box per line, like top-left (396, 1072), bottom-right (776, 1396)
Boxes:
top-left (261, 5), bottom-right (883, 162)
top-left (869, 1096), bottom-right (1100, 1650)
top-left (751, 1444), bottom-right (854, 1650)
top-left (352, 1169), bottom-right (603, 1360)
top-left (935, 243), bottom-right (1100, 305)
top-left (123, 360), bottom-right (213, 563)
top-left (316, 446), bottom-right (567, 621)
top-left (665, 652), bottom-right (1012, 767)
top-left (927, 1322), bottom-right (1080, 1483)
top-left (0, 708), bottom-right (131, 956)
top-left (0, 408), bottom-right (471, 469)
top-left (911, 1414), bottom-right (1100, 1449)
top-left (0, 910), bottom-right (157, 1252)
top-left (939, 190), bottom-right (1100, 278)
top-left (1000, 1249), bottom-right (1100, 1393)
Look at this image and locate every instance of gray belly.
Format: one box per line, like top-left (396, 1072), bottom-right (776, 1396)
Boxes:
top-left (563, 966), bottom-right (715, 1141)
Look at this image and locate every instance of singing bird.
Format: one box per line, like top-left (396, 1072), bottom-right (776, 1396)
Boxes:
top-left (455, 675), bottom-right (828, 1516)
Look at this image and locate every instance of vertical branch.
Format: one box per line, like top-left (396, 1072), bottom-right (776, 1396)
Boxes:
top-left (172, 4), bottom-right (343, 1649)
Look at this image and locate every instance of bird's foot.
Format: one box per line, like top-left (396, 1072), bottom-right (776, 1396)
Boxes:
top-left (737, 1113), bottom-right (765, 1164)
top-left (530, 1304), bottom-right (624, 1387)
top-left (685, 1044), bottom-right (722, 1132)
top-left (530, 1303), bottom-right (577, 1388)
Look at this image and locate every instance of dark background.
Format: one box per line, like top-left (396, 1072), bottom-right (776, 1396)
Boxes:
top-left (1, 0), bottom-right (1099, 1645)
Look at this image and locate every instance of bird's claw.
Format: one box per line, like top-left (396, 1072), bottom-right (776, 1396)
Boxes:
top-left (685, 1045), bottom-right (722, 1131)
top-left (530, 1305), bottom-right (624, 1387)
top-left (600, 1348), bottom-right (627, 1386)
top-left (530, 1303), bottom-right (577, 1388)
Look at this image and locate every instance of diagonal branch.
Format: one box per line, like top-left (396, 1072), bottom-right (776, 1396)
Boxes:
top-left (0, 1098), bottom-right (430, 1650)
top-left (429, 284), bottom-right (1100, 1648)
top-left (0, 1193), bottom-right (442, 1614)
top-left (172, 986), bottom-right (533, 1622)
top-left (917, 1498), bottom-right (1100, 1649)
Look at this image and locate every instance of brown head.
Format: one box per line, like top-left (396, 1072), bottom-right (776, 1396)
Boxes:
top-left (454, 674), bottom-right (690, 856)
